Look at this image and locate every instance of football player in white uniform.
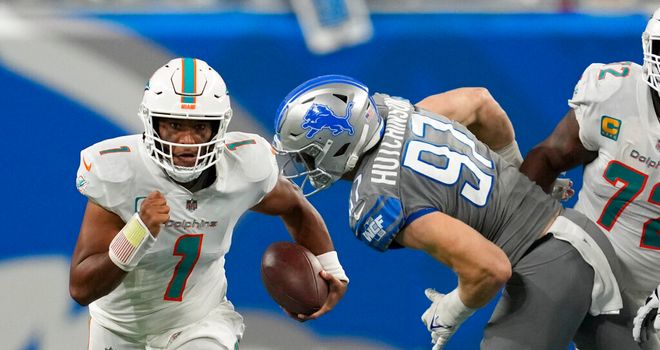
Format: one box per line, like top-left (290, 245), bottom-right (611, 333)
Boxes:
top-left (69, 58), bottom-right (349, 350)
top-left (520, 9), bottom-right (660, 350)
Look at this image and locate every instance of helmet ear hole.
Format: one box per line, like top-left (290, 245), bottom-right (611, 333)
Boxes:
top-left (333, 143), bottom-right (351, 157)
top-left (333, 94), bottom-right (348, 103)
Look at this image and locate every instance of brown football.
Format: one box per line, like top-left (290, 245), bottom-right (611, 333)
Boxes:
top-left (260, 241), bottom-right (329, 315)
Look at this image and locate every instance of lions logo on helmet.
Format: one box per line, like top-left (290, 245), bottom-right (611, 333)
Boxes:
top-left (274, 75), bottom-right (383, 196)
top-left (301, 102), bottom-right (355, 138)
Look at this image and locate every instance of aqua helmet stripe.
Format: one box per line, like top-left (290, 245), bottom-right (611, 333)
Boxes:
top-left (181, 57), bottom-right (196, 104)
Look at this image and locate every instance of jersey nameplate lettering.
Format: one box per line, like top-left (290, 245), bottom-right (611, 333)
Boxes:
top-left (370, 97), bottom-right (410, 186)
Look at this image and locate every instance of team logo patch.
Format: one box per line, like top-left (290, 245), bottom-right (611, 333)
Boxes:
top-left (186, 199), bottom-right (198, 212)
top-left (76, 175), bottom-right (88, 194)
top-left (301, 102), bottom-right (354, 138)
top-left (167, 331), bottom-right (183, 348)
top-left (600, 115), bottom-right (621, 141)
top-left (362, 215), bottom-right (386, 242)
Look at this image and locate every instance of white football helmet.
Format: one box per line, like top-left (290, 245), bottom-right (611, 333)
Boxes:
top-left (273, 75), bottom-right (383, 196)
top-left (140, 57), bottom-right (232, 183)
top-left (643, 8), bottom-right (660, 93)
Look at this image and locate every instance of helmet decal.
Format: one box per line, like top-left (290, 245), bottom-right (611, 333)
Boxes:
top-left (180, 57), bottom-right (198, 107)
top-left (275, 74), bottom-right (368, 132)
top-left (273, 74), bottom-right (384, 196)
top-left (301, 102), bottom-right (355, 138)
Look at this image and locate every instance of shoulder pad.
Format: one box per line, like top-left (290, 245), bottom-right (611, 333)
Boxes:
top-left (76, 136), bottom-right (138, 208)
top-left (223, 132), bottom-right (278, 184)
top-left (569, 62), bottom-right (640, 151)
top-left (570, 62), bottom-right (639, 106)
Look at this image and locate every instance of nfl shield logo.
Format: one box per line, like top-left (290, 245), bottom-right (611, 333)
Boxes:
top-left (186, 199), bottom-right (197, 212)
top-left (656, 139), bottom-right (660, 152)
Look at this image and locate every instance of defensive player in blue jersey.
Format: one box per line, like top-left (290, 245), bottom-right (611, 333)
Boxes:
top-left (273, 75), bottom-right (632, 349)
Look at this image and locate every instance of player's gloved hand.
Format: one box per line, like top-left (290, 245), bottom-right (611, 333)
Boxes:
top-left (633, 285), bottom-right (660, 343)
top-left (421, 288), bottom-right (475, 350)
top-left (550, 177), bottom-right (574, 202)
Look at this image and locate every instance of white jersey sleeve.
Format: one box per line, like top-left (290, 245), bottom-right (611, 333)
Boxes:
top-left (569, 62), bottom-right (634, 151)
top-left (75, 136), bottom-right (138, 213)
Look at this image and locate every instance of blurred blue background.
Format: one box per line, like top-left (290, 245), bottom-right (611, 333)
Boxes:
top-left (0, 2), bottom-right (650, 349)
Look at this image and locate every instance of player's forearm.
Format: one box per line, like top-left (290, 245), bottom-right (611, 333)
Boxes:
top-left (69, 253), bottom-right (126, 306)
top-left (521, 109), bottom-right (598, 193)
top-left (455, 266), bottom-right (509, 308)
top-left (437, 247), bottom-right (511, 308)
top-left (519, 146), bottom-right (564, 193)
top-left (283, 202), bottom-right (334, 255)
top-left (399, 213), bottom-right (511, 308)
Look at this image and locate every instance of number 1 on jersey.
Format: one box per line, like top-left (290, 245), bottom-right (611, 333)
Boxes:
top-left (164, 234), bottom-right (203, 301)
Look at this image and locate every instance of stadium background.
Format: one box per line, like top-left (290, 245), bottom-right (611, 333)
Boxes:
top-left (0, 1), bottom-right (652, 349)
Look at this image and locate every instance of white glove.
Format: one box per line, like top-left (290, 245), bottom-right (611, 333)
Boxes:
top-left (633, 286), bottom-right (660, 343)
top-left (421, 288), bottom-right (475, 350)
top-left (550, 177), bottom-right (574, 201)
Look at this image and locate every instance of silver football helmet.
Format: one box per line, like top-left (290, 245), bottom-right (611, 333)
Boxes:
top-left (643, 8), bottom-right (660, 93)
top-left (140, 57), bottom-right (232, 183)
top-left (273, 75), bottom-right (383, 196)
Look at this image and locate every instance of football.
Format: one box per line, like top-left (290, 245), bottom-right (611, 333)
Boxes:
top-left (260, 241), bottom-right (329, 315)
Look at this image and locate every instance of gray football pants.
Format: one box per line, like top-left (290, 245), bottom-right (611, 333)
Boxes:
top-left (481, 209), bottom-right (641, 350)
top-left (574, 289), bottom-right (656, 350)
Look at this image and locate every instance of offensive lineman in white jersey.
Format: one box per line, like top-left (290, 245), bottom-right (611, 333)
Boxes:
top-left (520, 10), bottom-right (660, 350)
top-left (69, 58), bottom-right (349, 350)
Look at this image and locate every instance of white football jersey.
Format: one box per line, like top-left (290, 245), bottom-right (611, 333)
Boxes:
top-left (75, 132), bottom-right (278, 338)
top-left (570, 62), bottom-right (660, 296)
